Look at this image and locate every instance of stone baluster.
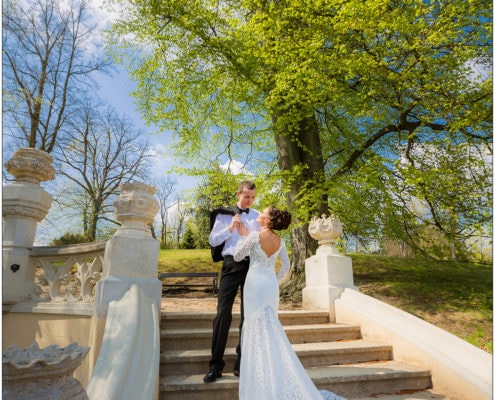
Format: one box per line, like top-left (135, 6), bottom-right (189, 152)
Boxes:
top-left (302, 214), bottom-right (358, 321)
top-left (2, 148), bottom-right (55, 304)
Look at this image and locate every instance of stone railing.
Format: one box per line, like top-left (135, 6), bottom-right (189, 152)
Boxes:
top-left (30, 241), bottom-right (106, 304)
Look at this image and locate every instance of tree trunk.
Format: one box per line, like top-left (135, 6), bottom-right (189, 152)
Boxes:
top-left (271, 108), bottom-right (328, 300)
top-left (86, 199), bottom-right (102, 242)
top-left (86, 215), bottom-right (98, 242)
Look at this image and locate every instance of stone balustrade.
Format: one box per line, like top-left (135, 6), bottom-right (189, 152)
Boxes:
top-left (30, 241), bottom-right (106, 304)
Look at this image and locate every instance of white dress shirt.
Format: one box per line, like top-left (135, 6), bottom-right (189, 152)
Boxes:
top-left (209, 209), bottom-right (260, 257)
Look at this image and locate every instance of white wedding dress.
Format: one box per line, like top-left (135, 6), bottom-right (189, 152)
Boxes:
top-left (234, 232), bottom-right (346, 400)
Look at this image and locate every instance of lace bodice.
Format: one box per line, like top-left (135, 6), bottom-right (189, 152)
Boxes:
top-left (234, 231), bottom-right (291, 283)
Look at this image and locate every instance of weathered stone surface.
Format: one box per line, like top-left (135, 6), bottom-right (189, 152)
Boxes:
top-left (3, 342), bottom-right (89, 400)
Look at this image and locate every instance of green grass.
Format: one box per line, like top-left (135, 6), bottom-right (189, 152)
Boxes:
top-left (350, 254), bottom-right (492, 353)
top-left (158, 249), bottom-right (493, 353)
top-left (158, 248), bottom-right (223, 273)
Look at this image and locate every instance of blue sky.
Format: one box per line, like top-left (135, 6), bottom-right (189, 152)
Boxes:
top-left (94, 67), bottom-right (200, 193)
top-left (88, 0), bottom-right (249, 192)
top-left (31, 67), bottom-right (201, 244)
top-left (6, 0), bottom-right (244, 244)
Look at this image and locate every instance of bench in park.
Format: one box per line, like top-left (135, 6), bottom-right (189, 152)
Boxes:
top-left (159, 271), bottom-right (219, 295)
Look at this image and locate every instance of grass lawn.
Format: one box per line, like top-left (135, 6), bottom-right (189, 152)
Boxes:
top-left (158, 248), bottom-right (492, 353)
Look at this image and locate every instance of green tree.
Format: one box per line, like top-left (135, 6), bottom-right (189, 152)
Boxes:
top-left (107, 0), bottom-right (492, 296)
top-left (180, 221), bottom-right (197, 249)
top-left (49, 232), bottom-right (90, 245)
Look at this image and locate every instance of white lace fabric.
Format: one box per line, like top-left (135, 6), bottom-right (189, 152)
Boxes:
top-left (234, 232), bottom-right (346, 400)
top-left (234, 231), bottom-right (290, 283)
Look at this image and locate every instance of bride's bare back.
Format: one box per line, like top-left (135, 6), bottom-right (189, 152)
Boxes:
top-left (258, 229), bottom-right (281, 258)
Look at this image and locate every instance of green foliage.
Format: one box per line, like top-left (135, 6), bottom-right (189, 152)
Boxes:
top-left (188, 169), bottom-right (289, 248)
top-left (179, 222), bottom-right (197, 249)
top-left (106, 0), bottom-right (492, 262)
top-left (49, 232), bottom-right (90, 245)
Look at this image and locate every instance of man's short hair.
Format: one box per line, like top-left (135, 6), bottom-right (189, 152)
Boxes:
top-left (238, 180), bottom-right (256, 192)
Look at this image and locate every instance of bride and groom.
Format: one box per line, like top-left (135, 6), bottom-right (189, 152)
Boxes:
top-left (206, 180), bottom-right (346, 400)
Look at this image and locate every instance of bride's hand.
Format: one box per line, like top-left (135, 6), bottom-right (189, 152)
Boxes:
top-left (237, 223), bottom-right (249, 236)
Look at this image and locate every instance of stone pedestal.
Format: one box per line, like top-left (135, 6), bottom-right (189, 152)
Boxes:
top-left (94, 181), bottom-right (160, 353)
top-left (2, 148), bottom-right (55, 304)
top-left (302, 214), bottom-right (358, 321)
top-left (3, 342), bottom-right (89, 400)
top-left (90, 182), bottom-right (161, 399)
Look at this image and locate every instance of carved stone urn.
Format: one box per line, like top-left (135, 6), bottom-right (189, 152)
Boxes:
top-left (4, 147), bottom-right (55, 184)
top-left (3, 342), bottom-right (89, 400)
top-left (113, 182), bottom-right (159, 235)
top-left (3, 148), bottom-right (56, 304)
top-left (308, 214), bottom-right (343, 254)
top-left (102, 182), bottom-right (160, 278)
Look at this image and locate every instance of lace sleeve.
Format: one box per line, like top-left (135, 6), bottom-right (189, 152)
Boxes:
top-left (276, 239), bottom-right (291, 283)
top-left (234, 232), bottom-right (255, 262)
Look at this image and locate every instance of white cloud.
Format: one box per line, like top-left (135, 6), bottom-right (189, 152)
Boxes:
top-left (147, 143), bottom-right (173, 175)
top-left (220, 160), bottom-right (252, 175)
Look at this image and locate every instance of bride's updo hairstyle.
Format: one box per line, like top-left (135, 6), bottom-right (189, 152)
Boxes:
top-left (267, 206), bottom-right (291, 231)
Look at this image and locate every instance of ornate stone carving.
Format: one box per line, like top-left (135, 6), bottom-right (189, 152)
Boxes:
top-left (2, 204), bottom-right (51, 220)
top-left (3, 342), bottom-right (89, 400)
top-left (31, 245), bottom-right (104, 303)
top-left (114, 182), bottom-right (159, 233)
top-left (4, 148), bottom-right (55, 183)
top-left (308, 214), bottom-right (343, 247)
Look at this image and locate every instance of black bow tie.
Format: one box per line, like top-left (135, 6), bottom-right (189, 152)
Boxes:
top-left (236, 206), bottom-right (249, 214)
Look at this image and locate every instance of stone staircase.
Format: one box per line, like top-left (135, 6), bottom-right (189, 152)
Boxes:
top-left (159, 310), bottom-right (434, 400)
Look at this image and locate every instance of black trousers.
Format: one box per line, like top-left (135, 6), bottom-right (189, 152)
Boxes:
top-left (209, 255), bottom-right (249, 371)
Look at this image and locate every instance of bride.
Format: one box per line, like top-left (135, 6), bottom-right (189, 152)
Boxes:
top-left (234, 206), bottom-right (346, 400)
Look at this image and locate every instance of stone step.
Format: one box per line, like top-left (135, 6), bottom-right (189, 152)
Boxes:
top-left (160, 340), bottom-right (393, 376)
top-left (161, 323), bottom-right (362, 351)
top-left (159, 360), bottom-right (432, 400)
top-left (161, 310), bottom-right (330, 329)
top-left (351, 390), bottom-right (455, 400)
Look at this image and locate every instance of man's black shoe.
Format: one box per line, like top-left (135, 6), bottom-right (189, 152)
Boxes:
top-left (233, 369), bottom-right (240, 377)
top-left (203, 369), bottom-right (222, 383)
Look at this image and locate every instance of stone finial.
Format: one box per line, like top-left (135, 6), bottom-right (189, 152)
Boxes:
top-left (4, 148), bottom-right (55, 183)
top-left (308, 214), bottom-right (343, 247)
top-left (113, 182), bottom-right (159, 234)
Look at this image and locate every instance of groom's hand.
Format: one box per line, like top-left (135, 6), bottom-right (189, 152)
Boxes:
top-left (229, 214), bottom-right (242, 232)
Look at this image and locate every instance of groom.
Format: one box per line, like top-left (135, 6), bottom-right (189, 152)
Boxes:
top-left (204, 180), bottom-right (260, 383)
